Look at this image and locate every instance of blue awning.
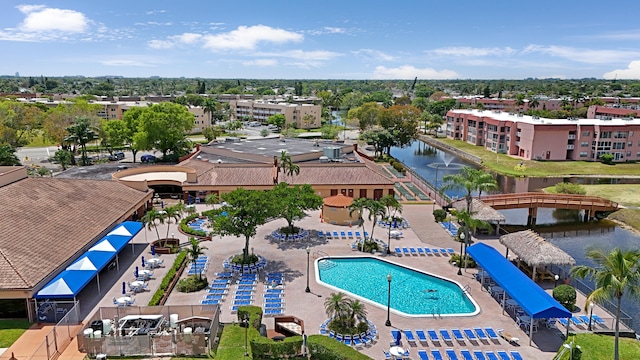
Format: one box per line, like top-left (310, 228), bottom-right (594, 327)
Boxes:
top-left (467, 243), bottom-right (571, 319)
top-left (35, 221), bottom-right (143, 299)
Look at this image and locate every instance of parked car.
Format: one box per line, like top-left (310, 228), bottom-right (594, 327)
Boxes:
top-left (109, 152), bottom-right (125, 161)
top-left (140, 154), bottom-right (157, 163)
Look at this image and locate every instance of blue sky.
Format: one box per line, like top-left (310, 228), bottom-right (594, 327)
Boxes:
top-left (2, 1), bottom-right (640, 79)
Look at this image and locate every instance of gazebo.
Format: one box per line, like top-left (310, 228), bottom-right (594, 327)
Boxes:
top-left (499, 230), bottom-right (576, 282)
top-left (450, 198), bottom-right (506, 235)
top-left (321, 194), bottom-right (358, 226)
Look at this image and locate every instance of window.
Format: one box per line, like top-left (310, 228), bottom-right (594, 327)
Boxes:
top-left (629, 142), bottom-right (633, 147)
top-left (581, 142), bottom-right (589, 147)
top-left (579, 152), bottom-right (588, 157)
top-left (613, 142), bottom-right (626, 150)
top-left (600, 131), bottom-right (612, 138)
top-left (582, 131), bottom-right (591, 136)
top-left (359, 189), bottom-right (367, 198)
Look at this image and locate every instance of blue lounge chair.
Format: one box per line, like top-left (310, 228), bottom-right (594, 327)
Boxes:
top-left (463, 328), bottom-right (477, 341)
top-left (395, 247), bottom-right (402, 256)
top-left (496, 350), bottom-right (510, 360)
top-left (451, 328), bottom-right (465, 342)
top-left (460, 349), bottom-right (473, 360)
top-left (391, 329), bottom-right (401, 345)
top-left (557, 317), bottom-right (569, 327)
top-left (424, 248), bottom-right (433, 255)
top-left (352, 334), bottom-right (362, 347)
top-left (418, 349), bottom-right (429, 360)
top-left (264, 308), bottom-right (283, 316)
top-left (439, 329), bottom-right (453, 343)
top-left (317, 231), bottom-right (324, 238)
top-left (473, 350), bottom-right (486, 360)
top-left (264, 303), bottom-right (283, 309)
top-left (447, 248), bottom-right (455, 254)
top-left (340, 231), bottom-right (346, 238)
top-left (234, 295), bottom-right (252, 301)
top-left (403, 329), bottom-right (416, 344)
top-left (446, 349), bottom-right (460, 360)
top-left (417, 247), bottom-right (425, 255)
top-left (431, 349), bottom-right (444, 360)
top-left (485, 351), bottom-right (498, 360)
top-left (509, 351), bottom-right (524, 360)
top-left (383, 350), bottom-right (392, 360)
top-left (571, 316), bottom-right (584, 326)
top-left (204, 294), bottom-right (224, 300)
top-left (265, 297), bottom-right (282, 303)
top-left (592, 314), bottom-right (606, 326)
top-left (433, 248), bottom-right (440, 255)
top-left (233, 300), bottom-right (252, 306)
top-left (427, 329), bottom-right (440, 344)
top-left (333, 231), bottom-right (339, 238)
top-left (474, 327), bottom-right (489, 341)
top-left (324, 232), bottom-right (332, 239)
top-left (484, 327), bottom-right (499, 341)
top-left (410, 247), bottom-right (418, 256)
top-left (201, 299), bottom-right (220, 305)
top-left (355, 231), bottom-right (362, 239)
top-left (415, 329), bottom-right (428, 344)
top-left (364, 231), bottom-right (370, 238)
top-left (402, 247), bottom-right (410, 255)
top-left (347, 231), bottom-right (354, 238)
top-left (440, 248), bottom-right (448, 255)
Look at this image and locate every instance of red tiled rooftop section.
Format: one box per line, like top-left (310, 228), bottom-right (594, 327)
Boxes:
top-left (0, 178), bottom-right (151, 290)
top-left (323, 194), bottom-right (354, 207)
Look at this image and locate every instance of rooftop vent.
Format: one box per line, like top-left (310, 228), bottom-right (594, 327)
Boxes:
top-left (323, 147), bottom-right (341, 160)
top-left (532, 116), bottom-right (540, 120)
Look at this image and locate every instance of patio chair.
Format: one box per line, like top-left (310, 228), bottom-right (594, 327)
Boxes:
top-left (427, 329), bottom-right (440, 345)
top-left (473, 350), bottom-right (486, 360)
top-left (570, 316), bottom-right (584, 326)
top-left (509, 351), bottom-right (524, 360)
top-left (403, 329), bottom-right (416, 345)
top-left (340, 231), bottom-right (346, 239)
top-left (355, 231), bottom-right (362, 239)
top-left (382, 350), bottom-right (392, 360)
top-left (451, 328), bottom-right (465, 343)
top-left (473, 327), bottom-right (488, 342)
top-left (418, 349), bottom-right (429, 360)
top-left (484, 351), bottom-right (498, 360)
top-left (417, 247), bottom-right (425, 255)
top-left (431, 349), bottom-right (444, 360)
top-left (360, 331), bottom-right (372, 345)
top-left (447, 248), bottom-right (455, 254)
top-left (391, 329), bottom-right (402, 346)
top-left (317, 231), bottom-right (324, 238)
top-left (343, 334), bottom-right (352, 346)
top-left (546, 318), bottom-right (557, 329)
top-left (410, 247), bottom-right (418, 256)
top-left (402, 247), bottom-right (410, 256)
top-left (395, 247), bottom-right (402, 256)
top-left (333, 231), bottom-right (339, 239)
top-left (439, 329), bottom-right (453, 343)
top-left (496, 329), bottom-right (519, 345)
top-left (592, 314), bottom-right (607, 326)
top-left (439, 248), bottom-right (448, 255)
top-left (446, 348), bottom-right (460, 360)
top-left (424, 248), bottom-right (433, 255)
top-left (347, 231), bottom-right (354, 238)
top-left (364, 231), bottom-right (369, 238)
top-left (415, 329), bottom-right (428, 344)
top-left (352, 334), bottom-right (363, 348)
top-left (205, 294), bottom-right (225, 300)
top-left (484, 327), bottom-right (500, 342)
top-left (460, 349), bottom-right (474, 360)
top-left (264, 308), bottom-right (283, 316)
top-left (328, 330), bottom-right (335, 339)
top-left (432, 248), bottom-right (440, 255)
top-left (462, 329), bottom-right (478, 342)
top-left (496, 350), bottom-right (510, 360)
top-left (201, 299), bottom-right (220, 305)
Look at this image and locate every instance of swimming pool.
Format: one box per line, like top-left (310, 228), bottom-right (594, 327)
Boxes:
top-left (316, 256), bottom-right (479, 317)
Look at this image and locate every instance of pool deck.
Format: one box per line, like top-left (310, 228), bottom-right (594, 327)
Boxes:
top-left (163, 203), bottom-right (566, 359)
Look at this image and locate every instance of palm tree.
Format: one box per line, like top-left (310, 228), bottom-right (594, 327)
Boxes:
top-left (570, 248), bottom-right (640, 360)
top-left (202, 97), bottom-right (219, 125)
top-left (205, 193), bottom-right (219, 208)
top-left (365, 199), bottom-right (386, 241)
top-left (529, 97), bottom-right (540, 110)
top-left (441, 167), bottom-right (499, 214)
top-left (324, 292), bottom-right (350, 325)
top-left (64, 117), bottom-right (98, 166)
top-left (141, 209), bottom-right (162, 242)
top-left (348, 299), bottom-right (367, 326)
top-left (348, 197), bottom-right (369, 250)
top-left (186, 237), bottom-right (208, 280)
top-left (277, 150), bottom-right (300, 182)
top-left (163, 203), bottom-right (184, 244)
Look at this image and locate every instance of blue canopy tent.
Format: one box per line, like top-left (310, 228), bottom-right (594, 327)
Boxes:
top-left (35, 221), bottom-right (143, 302)
top-left (467, 243), bottom-right (571, 345)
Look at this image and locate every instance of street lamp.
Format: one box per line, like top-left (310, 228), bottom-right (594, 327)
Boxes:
top-left (241, 314), bottom-right (249, 357)
top-left (588, 302), bottom-right (595, 331)
top-left (385, 274), bottom-right (392, 327)
top-left (305, 246), bottom-right (311, 293)
top-left (457, 232), bottom-right (465, 275)
top-left (554, 274), bottom-right (560, 288)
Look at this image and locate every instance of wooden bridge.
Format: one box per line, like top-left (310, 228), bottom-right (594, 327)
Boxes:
top-left (480, 193), bottom-right (618, 225)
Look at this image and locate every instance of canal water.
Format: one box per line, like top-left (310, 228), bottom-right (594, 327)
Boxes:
top-left (391, 140), bottom-right (640, 333)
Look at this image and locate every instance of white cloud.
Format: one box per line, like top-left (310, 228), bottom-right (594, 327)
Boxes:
top-left (373, 65), bottom-right (459, 79)
top-left (99, 57), bottom-right (162, 67)
top-left (592, 30), bottom-right (640, 40)
top-left (202, 25), bottom-right (302, 50)
top-left (242, 59), bottom-right (278, 67)
top-left (18, 6), bottom-right (89, 33)
top-left (522, 45), bottom-right (640, 64)
top-left (352, 49), bottom-right (396, 61)
top-left (430, 46), bottom-right (516, 57)
top-left (323, 27), bottom-right (345, 34)
top-left (174, 33), bottom-right (202, 44)
top-left (147, 32), bottom-right (202, 49)
top-left (148, 39), bottom-right (175, 49)
top-left (277, 49), bottom-right (340, 61)
top-left (603, 61), bottom-right (640, 79)
top-left (146, 10), bottom-right (167, 15)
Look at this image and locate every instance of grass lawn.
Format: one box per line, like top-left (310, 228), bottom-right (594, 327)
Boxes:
top-left (436, 137), bottom-right (640, 177)
top-left (0, 319), bottom-right (31, 348)
top-left (559, 334), bottom-right (640, 360)
top-left (25, 131), bottom-right (56, 148)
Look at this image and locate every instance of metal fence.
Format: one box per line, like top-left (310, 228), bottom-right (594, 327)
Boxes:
top-left (570, 278), bottom-right (633, 330)
top-left (77, 304), bottom-right (220, 357)
top-left (29, 301), bottom-right (82, 360)
top-left (404, 166), bottom-right (451, 208)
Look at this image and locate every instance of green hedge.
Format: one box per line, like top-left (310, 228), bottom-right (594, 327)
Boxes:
top-left (250, 334), bottom-right (372, 360)
top-left (237, 306), bottom-right (263, 330)
top-left (179, 213), bottom-right (207, 237)
top-left (148, 251), bottom-right (187, 306)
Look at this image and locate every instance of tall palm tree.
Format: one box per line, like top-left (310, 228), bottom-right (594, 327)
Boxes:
top-left (441, 167), bottom-right (499, 214)
top-left (348, 299), bottom-right (367, 327)
top-left (202, 97), bottom-right (219, 125)
top-left (348, 197), bottom-right (369, 233)
top-left (324, 292), bottom-right (350, 326)
top-left (529, 97), bottom-right (540, 110)
top-left (186, 237), bottom-right (208, 279)
top-left (163, 203), bottom-right (184, 244)
top-left (277, 150), bottom-right (300, 182)
top-left (64, 117), bottom-right (98, 166)
top-left (570, 248), bottom-right (640, 360)
top-left (205, 193), bottom-right (219, 208)
top-left (141, 209), bottom-right (162, 242)
top-left (365, 199), bottom-right (386, 241)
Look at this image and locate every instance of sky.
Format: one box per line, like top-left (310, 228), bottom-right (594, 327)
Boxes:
top-left (2, 1), bottom-right (640, 80)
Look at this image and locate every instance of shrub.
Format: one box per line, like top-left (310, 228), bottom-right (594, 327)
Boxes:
top-left (391, 161), bottom-right (405, 173)
top-left (599, 153), bottom-right (615, 165)
top-left (179, 213), bottom-right (207, 237)
top-left (231, 253), bottom-right (259, 265)
top-left (553, 182), bottom-right (586, 195)
top-left (327, 318), bottom-right (368, 336)
top-left (176, 275), bottom-right (208, 292)
top-left (148, 251), bottom-right (187, 306)
top-left (357, 240), bottom-right (379, 253)
top-left (433, 209), bottom-right (447, 222)
top-left (237, 305), bottom-right (263, 330)
top-left (448, 253), bottom-right (477, 268)
top-left (553, 284), bottom-right (577, 311)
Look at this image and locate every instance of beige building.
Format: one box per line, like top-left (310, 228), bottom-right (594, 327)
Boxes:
top-left (229, 99), bottom-right (322, 129)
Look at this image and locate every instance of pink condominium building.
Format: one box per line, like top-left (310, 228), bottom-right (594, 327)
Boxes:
top-left (446, 109), bottom-right (640, 162)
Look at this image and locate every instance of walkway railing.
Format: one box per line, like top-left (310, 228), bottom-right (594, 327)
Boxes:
top-left (403, 166), bottom-right (451, 208)
top-left (29, 302), bottom-right (81, 360)
top-left (481, 193), bottom-right (618, 211)
top-left (570, 278), bottom-right (634, 331)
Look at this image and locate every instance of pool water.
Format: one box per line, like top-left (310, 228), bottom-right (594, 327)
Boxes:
top-left (316, 257), bottom-right (479, 317)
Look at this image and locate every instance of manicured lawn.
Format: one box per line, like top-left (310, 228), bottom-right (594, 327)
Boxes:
top-left (215, 323), bottom-right (261, 360)
top-left (436, 137), bottom-right (640, 177)
top-left (558, 334), bottom-right (640, 360)
top-left (25, 131), bottom-right (57, 147)
top-left (607, 208), bottom-right (640, 231)
top-left (0, 319), bottom-right (31, 348)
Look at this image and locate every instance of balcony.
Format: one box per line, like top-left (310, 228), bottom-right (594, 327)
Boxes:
top-left (568, 134), bottom-right (576, 140)
top-left (567, 145), bottom-right (575, 150)
top-left (516, 132), bottom-right (522, 137)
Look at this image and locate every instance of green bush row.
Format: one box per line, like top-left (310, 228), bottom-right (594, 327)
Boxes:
top-left (237, 305), bottom-right (263, 330)
top-left (179, 213), bottom-right (207, 237)
top-left (388, 158), bottom-right (405, 173)
top-left (250, 334), bottom-right (372, 360)
top-left (148, 251), bottom-right (187, 306)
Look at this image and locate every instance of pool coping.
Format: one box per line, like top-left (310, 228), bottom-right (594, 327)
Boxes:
top-left (314, 255), bottom-right (481, 318)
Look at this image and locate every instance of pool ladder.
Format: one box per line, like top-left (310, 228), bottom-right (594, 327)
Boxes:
top-left (317, 259), bottom-right (336, 270)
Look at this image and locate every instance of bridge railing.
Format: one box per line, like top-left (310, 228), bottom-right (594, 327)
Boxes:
top-left (480, 193), bottom-right (618, 209)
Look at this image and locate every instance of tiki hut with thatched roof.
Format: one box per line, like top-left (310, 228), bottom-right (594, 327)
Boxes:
top-left (450, 198), bottom-right (506, 235)
top-left (499, 230), bottom-right (576, 282)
